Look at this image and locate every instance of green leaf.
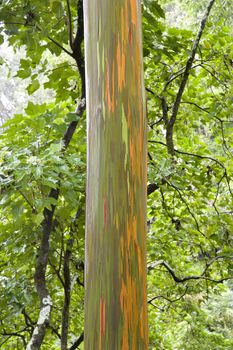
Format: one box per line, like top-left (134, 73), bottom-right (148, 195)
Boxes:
top-left (27, 79), bottom-right (40, 94)
top-left (150, 1), bottom-right (165, 19)
top-left (17, 69), bottom-right (31, 79)
top-left (33, 212), bottom-right (44, 225)
top-left (0, 35), bottom-right (4, 45)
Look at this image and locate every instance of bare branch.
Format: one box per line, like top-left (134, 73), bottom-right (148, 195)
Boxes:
top-left (166, 0), bottom-right (216, 155)
top-left (62, 99), bottom-right (86, 149)
top-left (148, 287), bottom-right (188, 305)
top-left (149, 117), bottom-right (164, 128)
top-left (180, 101), bottom-right (209, 113)
top-left (149, 259), bottom-right (232, 284)
top-left (161, 96), bottom-right (169, 126)
top-left (1, 330), bottom-right (27, 348)
top-left (61, 208), bottom-right (82, 350)
top-left (69, 332), bottom-right (84, 350)
top-left (148, 140), bottom-right (225, 169)
top-left (27, 86), bottom-right (85, 350)
top-left (71, 0), bottom-right (85, 98)
top-left (4, 21), bottom-right (73, 57)
top-left (16, 188), bottom-right (36, 212)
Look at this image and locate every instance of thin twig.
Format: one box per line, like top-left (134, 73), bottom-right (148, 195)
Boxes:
top-left (180, 101), bottom-right (209, 113)
top-left (148, 287), bottom-right (188, 305)
top-left (149, 258), bottom-right (232, 284)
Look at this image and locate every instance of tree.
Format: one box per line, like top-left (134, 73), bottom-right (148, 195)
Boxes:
top-left (0, 0), bottom-right (233, 349)
top-left (83, 1), bottom-right (148, 349)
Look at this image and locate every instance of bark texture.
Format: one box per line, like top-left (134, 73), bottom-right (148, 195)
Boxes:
top-left (84, 1), bottom-right (148, 349)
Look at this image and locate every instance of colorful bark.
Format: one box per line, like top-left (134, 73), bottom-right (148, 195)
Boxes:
top-left (84, 1), bottom-right (148, 349)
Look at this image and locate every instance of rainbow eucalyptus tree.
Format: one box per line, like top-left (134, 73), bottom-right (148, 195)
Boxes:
top-left (83, 0), bottom-right (149, 349)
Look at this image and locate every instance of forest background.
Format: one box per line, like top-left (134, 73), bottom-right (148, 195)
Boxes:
top-left (0, 0), bottom-right (233, 349)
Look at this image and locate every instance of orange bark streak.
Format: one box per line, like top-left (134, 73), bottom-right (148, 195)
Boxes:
top-left (116, 40), bottom-right (125, 90)
top-left (132, 216), bottom-right (137, 242)
top-left (140, 307), bottom-right (145, 338)
top-left (129, 138), bottom-right (136, 177)
top-left (100, 298), bottom-right (106, 337)
top-left (137, 245), bottom-right (142, 276)
top-left (111, 63), bottom-right (115, 111)
top-left (130, 0), bottom-right (137, 25)
top-left (120, 280), bottom-right (129, 350)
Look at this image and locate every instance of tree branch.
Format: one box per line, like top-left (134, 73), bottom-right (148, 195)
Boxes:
top-left (148, 287), bottom-right (188, 305)
top-left (27, 36), bottom-right (86, 350)
top-left (71, 0), bottom-right (85, 98)
top-left (180, 101), bottom-right (209, 113)
top-left (62, 98), bottom-right (86, 149)
top-left (46, 33), bottom-right (73, 57)
top-left (69, 332), bottom-right (84, 350)
top-left (149, 258), bottom-right (231, 284)
top-left (161, 96), bottom-right (169, 126)
top-left (66, 0), bottom-right (73, 48)
top-left (1, 330), bottom-right (27, 348)
top-left (4, 6), bottom-right (86, 350)
top-left (166, 0), bottom-right (216, 155)
top-left (4, 21), bottom-right (73, 57)
top-left (148, 140), bottom-right (225, 169)
top-left (61, 208), bottom-right (82, 350)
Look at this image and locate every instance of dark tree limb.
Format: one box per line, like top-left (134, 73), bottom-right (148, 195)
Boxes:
top-left (61, 209), bottom-right (82, 350)
top-left (147, 140), bottom-right (233, 200)
top-left (26, 4), bottom-right (86, 346)
top-left (27, 96), bottom-right (85, 349)
top-left (66, 0), bottom-right (73, 48)
top-left (71, 0), bottom-right (85, 98)
top-left (27, 202), bottom-right (57, 349)
top-left (69, 332), bottom-right (84, 350)
top-left (148, 140), bottom-right (225, 169)
top-left (147, 183), bottom-right (160, 196)
top-left (62, 99), bottom-right (86, 149)
top-left (149, 116), bottom-right (164, 128)
top-left (47, 34), bottom-right (73, 57)
top-left (1, 330), bottom-right (27, 348)
top-left (167, 180), bottom-right (204, 237)
top-left (161, 96), bottom-right (169, 126)
top-left (22, 309), bottom-right (35, 336)
top-left (4, 5), bottom-right (86, 350)
top-left (49, 325), bottom-right (61, 340)
top-left (149, 258), bottom-right (232, 284)
top-left (180, 101), bottom-right (209, 113)
top-left (166, 0), bottom-right (216, 155)
top-left (147, 178), bottom-right (167, 196)
top-left (4, 23), bottom-right (73, 58)
top-left (148, 287), bottom-right (189, 305)
top-left (214, 115), bottom-right (233, 157)
top-left (164, 63), bottom-right (201, 91)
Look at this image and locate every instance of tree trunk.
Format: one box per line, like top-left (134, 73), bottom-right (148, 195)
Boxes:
top-left (83, 1), bottom-right (148, 349)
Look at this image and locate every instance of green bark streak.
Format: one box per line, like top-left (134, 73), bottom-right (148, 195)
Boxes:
top-left (84, 1), bottom-right (148, 349)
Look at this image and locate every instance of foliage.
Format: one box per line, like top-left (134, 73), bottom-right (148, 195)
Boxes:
top-left (0, 0), bottom-right (233, 348)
